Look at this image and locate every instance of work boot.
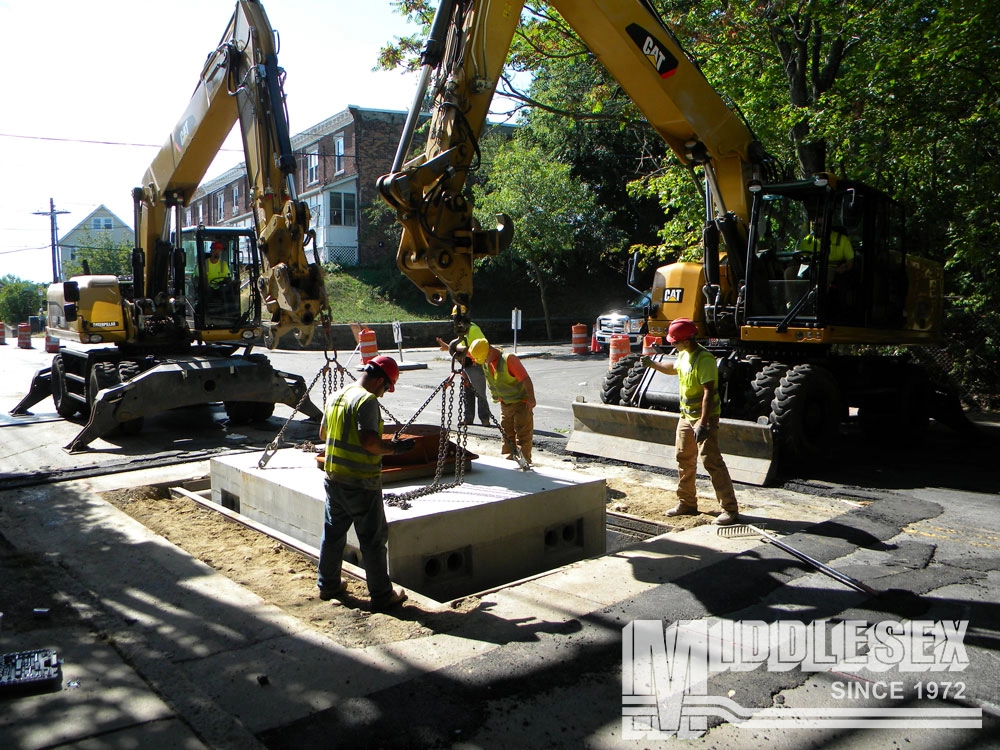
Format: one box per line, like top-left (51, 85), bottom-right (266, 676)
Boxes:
top-left (665, 504), bottom-right (699, 518)
top-left (370, 588), bottom-right (408, 612)
top-left (713, 511), bottom-right (740, 526)
top-left (318, 579), bottom-right (347, 601)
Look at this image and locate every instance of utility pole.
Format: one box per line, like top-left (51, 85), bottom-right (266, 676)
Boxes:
top-left (34, 198), bottom-right (69, 283)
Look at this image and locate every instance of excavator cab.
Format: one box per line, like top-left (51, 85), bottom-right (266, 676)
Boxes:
top-left (743, 178), bottom-right (905, 332)
top-left (179, 226), bottom-right (261, 337)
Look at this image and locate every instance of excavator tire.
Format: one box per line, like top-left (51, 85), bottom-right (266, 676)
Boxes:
top-left (601, 353), bottom-right (640, 404)
top-left (224, 401), bottom-right (257, 425)
top-left (619, 358), bottom-right (648, 406)
top-left (52, 354), bottom-right (81, 419)
top-left (769, 363), bottom-right (842, 462)
top-left (750, 362), bottom-right (788, 418)
top-left (87, 362), bottom-right (120, 415)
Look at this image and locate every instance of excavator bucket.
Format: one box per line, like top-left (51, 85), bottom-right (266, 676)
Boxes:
top-left (567, 400), bottom-right (778, 486)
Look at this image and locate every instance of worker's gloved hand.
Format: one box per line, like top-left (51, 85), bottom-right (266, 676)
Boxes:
top-left (694, 421), bottom-right (710, 443)
top-left (393, 438), bottom-right (416, 454)
top-left (641, 355), bottom-right (655, 369)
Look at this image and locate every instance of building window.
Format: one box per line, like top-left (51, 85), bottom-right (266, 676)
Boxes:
top-left (307, 151), bottom-right (319, 184)
top-left (91, 217), bottom-right (112, 231)
top-left (232, 185), bottom-right (240, 216)
top-left (334, 136), bottom-right (345, 174)
top-left (185, 208), bottom-right (192, 226)
top-left (329, 191), bottom-right (356, 226)
top-left (216, 193), bottom-right (225, 222)
top-left (197, 204), bottom-right (204, 225)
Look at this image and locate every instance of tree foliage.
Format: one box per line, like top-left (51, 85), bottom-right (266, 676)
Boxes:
top-left (472, 135), bottom-right (624, 338)
top-left (0, 276), bottom-right (43, 325)
top-left (62, 231), bottom-right (133, 279)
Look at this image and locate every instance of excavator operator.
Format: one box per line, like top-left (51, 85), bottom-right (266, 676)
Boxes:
top-left (206, 241), bottom-right (232, 289)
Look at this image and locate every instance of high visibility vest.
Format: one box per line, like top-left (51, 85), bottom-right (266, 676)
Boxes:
top-left (677, 345), bottom-right (721, 421)
top-left (464, 322), bottom-right (485, 346)
top-left (483, 352), bottom-right (528, 404)
top-left (798, 231), bottom-right (854, 264)
top-left (323, 384), bottom-right (383, 478)
top-left (206, 258), bottom-right (230, 285)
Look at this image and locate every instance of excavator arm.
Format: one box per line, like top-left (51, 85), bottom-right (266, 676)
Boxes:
top-left (135, 0), bottom-right (326, 346)
top-left (378, 0), bottom-right (764, 324)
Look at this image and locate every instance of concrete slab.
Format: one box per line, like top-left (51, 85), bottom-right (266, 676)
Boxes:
top-left (173, 627), bottom-right (494, 734)
top-left (211, 450), bottom-right (606, 601)
top-left (0, 627), bottom-right (181, 750)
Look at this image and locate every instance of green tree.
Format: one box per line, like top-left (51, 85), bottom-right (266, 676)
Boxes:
top-left (472, 137), bottom-right (623, 338)
top-left (62, 231), bottom-right (133, 279)
top-left (0, 276), bottom-right (44, 325)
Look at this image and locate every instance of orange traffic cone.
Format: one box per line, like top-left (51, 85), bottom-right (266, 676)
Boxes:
top-left (590, 331), bottom-right (600, 353)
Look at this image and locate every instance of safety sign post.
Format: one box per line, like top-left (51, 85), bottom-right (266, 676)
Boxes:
top-left (511, 308), bottom-right (522, 353)
top-left (391, 321), bottom-right (403, 361)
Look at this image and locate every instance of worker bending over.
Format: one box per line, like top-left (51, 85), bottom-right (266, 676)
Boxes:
top-left (468, 338), bottom-right (536, 466)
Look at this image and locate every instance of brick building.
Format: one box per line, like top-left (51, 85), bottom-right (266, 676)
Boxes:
top-left (186, 106), bottom-right (419, 267)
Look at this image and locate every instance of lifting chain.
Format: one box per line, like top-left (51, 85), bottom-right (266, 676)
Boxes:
top-left (257, 310), bottom-right (353, 469)
top-left (383, 354), bottom-right (472, 509)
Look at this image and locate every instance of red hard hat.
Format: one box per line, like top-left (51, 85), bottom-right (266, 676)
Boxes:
top-left (368, 355), bottom-right (399, 391)
top-left (666, 318), bottom-right (698, 344)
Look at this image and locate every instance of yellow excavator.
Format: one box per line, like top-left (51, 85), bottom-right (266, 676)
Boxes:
top-left (12, 0), bottom-right (327, 452)
top-left (378, 0), bottom-right (953, 484)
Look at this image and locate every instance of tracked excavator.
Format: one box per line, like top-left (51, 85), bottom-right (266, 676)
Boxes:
top-left (378, 0), bottom-right (956, 484)
top-left (12, 0), bottom-right (327, 452)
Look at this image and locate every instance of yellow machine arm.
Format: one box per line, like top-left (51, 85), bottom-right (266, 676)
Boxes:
top-left (378, 0), bottom-right (763, 323)
top-left (135, 0), bottom-right (326, 345)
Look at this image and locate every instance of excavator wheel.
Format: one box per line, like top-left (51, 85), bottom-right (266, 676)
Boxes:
top-left (750, 362), bottom-right (788, 418)
top-left (619, 358), bottom-right (648, 406)
top-left (87, 362), bottom-right (120, 415)
top-left (52, 354), bottom-right (81, 419)
top-left (224, 400), bottom-right (274, 424)
top-left (769, 363), bottom-right (842, 462)
top-left (601, 353), bottom-right (640, 405)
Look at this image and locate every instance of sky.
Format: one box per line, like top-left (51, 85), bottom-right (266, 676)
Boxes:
top-left (0, 0), bottom-right (427, 283)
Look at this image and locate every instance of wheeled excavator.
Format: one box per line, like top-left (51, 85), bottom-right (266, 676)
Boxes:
top-left (378, 0), bottom-right (952, 484)
top-left (12, 0), bottom-right (327, 452)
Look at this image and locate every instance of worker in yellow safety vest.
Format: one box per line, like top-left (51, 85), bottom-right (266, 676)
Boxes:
top-left (641, 318), bottom-right (740, 526)
top-left (317, 355), bottom-right (413, 612)
top-left (468, 338), bottom-right (535, 466)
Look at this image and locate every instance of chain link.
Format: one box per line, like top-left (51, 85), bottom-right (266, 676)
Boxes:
top-left (258, 309), bottom-right (354, 469)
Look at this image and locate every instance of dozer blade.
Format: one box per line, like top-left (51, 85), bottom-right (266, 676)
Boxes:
top-left (65, 356), bottom-right (322, 453)
top-left (567, 400), bottom-right (777, 486)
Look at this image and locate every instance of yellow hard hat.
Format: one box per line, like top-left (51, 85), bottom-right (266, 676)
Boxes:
top-left (468, 338), bottom-right (490, 365)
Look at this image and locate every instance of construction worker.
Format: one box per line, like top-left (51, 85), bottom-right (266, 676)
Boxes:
top-left (206, 241), bottom-right (231, 288)
top-left (641, 318), bottom-right (740, 525)
top-left (317, 354), bottom-right (413, 612)
top-left (786, 216), bottom-right (855, 286)
top-left (468, 338), bottom-right (536, 466)
top-left (435, 318), bottom-right (493, 426)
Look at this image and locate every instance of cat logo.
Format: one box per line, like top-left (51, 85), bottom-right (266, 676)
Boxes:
top-left (662, 288), bottom-right (684, 304)
top-left (626, 23), bottom-right (678, 79)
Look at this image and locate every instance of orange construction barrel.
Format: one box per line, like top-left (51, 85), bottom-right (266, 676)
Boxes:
top-left (571, 323), bottom-right (589, 355)
top-left (17, 323), bottom-right (32, 349)
top-left (609, 334), bottom-right (630, 367)
top-left (642, 334), bottom-right (662, 355)
top-left (45, 333), bottom-right (60, 353)
top-left (359, 327), bottom-right (379, 364)
top-left (0, 321), bottom-right (5, 345)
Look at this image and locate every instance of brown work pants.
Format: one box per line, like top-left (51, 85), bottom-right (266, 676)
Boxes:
top-left (500, 400), bottom-right (533, 465)
top-left (675, 415), bottom-right (738, 513)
